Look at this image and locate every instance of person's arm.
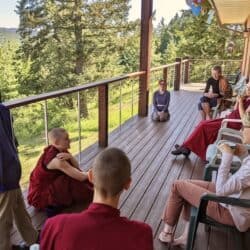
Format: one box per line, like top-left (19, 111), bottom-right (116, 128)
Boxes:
top-left (204, 80), bottom-right (210, 94)
top-left (153, 91), bottom-right (160, 111)
top-left (237, 96), bottom-right (245, 119)
top-left (163, 91), bottom-right (170, 112)
top-left (47, 157), bottom-right (88, 181)
top-left (56, 152), bottom-right (79, 169)
top-left (216, 145), bottom-right (250, 196)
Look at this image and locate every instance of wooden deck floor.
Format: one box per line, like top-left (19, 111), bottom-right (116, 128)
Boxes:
top-left (11, 85), bottom-right (250, 250)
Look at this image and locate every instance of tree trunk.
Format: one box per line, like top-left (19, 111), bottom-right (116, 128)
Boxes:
top-left (74, 0), bottom-right (88, 118)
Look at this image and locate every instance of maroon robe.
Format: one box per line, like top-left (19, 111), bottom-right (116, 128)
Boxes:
top-left (183, 98), bottom-right (250, 160)
top-left (40, 203), bottom-right (153, 250)
top-left (27, 145), bottom-right (93, 209)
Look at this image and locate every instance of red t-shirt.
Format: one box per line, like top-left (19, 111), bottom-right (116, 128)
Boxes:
top-left (41, 203), bottom-right (153, 250)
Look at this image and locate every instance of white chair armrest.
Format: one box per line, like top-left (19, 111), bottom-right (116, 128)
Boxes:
top-left (216, 128), bottom-right (243, 141)
top-left (221, 119), bottom-right (242, 128)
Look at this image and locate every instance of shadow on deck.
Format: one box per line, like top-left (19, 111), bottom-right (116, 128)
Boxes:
top-left (11, 84), bottom-right (249, 249)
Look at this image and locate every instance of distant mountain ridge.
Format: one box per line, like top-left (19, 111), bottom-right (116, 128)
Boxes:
top-left (0, 27), bottom-right (19, 43)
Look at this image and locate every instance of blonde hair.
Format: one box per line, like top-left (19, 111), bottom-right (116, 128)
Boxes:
top-left (92, 147), bottom-right (131, 197)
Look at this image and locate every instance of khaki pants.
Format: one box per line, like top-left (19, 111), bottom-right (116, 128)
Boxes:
top-left (162, 180), bottom-right (235, 227)
top-left (0, 188), bottom-right (38, 250)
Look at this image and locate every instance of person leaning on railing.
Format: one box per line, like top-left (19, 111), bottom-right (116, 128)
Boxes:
top-left (171, 85), bottom-right (250, 160)
top-left (159, 113), bottom-right (250, 246)
top-left (151, 79), bottom-right (170, 122)
top-left (198, 65), bottom-right (231, 120)
top-left (0, 103), bottom-right (39, 250)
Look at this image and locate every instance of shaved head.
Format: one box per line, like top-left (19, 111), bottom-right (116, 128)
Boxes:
top-left (92, 148), bottom-right (131, 197)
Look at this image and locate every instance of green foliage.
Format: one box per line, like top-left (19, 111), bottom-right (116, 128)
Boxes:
top-left (0, 41), bottom-right (20, 101)
top-left (154, 10), bottom-right (244, 63)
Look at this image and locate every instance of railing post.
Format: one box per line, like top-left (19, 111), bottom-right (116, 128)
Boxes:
top-left (174, 58), bottom-right (182, 91)
top-left (43, 100), bottom-right (49, 145)
top-left (98, 85), bottom-right (108, 147)
top-left (77, 91), bottom-right (82, 163)
top-left (138, 0), bottom-right (153, 117)
top-left (163, 67), bottom-right (168, 85)
top-left (184, 57), bottom-right (189, 84)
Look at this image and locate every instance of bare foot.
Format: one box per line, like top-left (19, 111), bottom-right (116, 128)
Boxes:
top-left (172, 235), bottom-right (187, 247)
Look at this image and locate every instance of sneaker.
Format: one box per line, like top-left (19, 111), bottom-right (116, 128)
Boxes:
top-left (12, 243), bottom-right (29, 250)
top-left (158, 231), bottom-right (173, 243)
top-left (171, 146), bottom-right (191, 157)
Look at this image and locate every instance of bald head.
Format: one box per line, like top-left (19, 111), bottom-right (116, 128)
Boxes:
top-left (48, 128), bottom-right (67, 143)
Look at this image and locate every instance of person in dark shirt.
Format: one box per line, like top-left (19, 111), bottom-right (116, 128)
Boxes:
top-left (198, 65), bottom-right (227, 120)
top-left (0, 104), bottom-right (38, 250)
top-left (152, 79), bottom-right (170, 122)
top-left (41, 148), bottom-right (153, 250)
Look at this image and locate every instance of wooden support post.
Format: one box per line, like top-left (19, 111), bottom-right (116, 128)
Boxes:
top-left (184, 57), bottom-right (190, 84)
top-left (242, 17), bottom-right (250, 78)
top-left (174, 58), bottom-right (182, 91)
top-left (98, 85), bottom-right (108, 147)
top-left (242, 31), bottom-right (250, 77)
top-left (138, 0), bottom-right (153, 117)
top-left (163, 67), bottom-right (168, 85)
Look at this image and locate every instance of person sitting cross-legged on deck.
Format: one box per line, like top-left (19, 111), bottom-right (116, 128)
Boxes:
top-left (151, 79), bottom-right (170, 122)
top-left (40, 147), bottom-right (154, 250)
top-left (198, 65), bottom-right (229, 120)
top-left (171, 86), bottom-right (250, 160)
top-left (27, 128), bottom-right (93, 216)
top-left (159, 119), bottom-right (250, 246)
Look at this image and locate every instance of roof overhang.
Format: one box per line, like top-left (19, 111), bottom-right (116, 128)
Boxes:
top-left (211, 0), bottom-right (250, 25)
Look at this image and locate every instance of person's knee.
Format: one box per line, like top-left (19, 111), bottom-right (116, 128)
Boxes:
top-left (160, 113), bottom-right (170, 122)
top-left (200, 96), bottom-right (208, 103)
top-left (172, 180), bottom-right (184, 191)
top-left (151, 112), bottom-right (159, 121)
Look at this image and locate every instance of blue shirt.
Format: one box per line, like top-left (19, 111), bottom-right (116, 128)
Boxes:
top-left (152, 90), bottom-right (170, 112)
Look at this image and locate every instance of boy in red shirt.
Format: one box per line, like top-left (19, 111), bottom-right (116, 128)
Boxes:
top-left (41, 147), bottom-right (153, 250)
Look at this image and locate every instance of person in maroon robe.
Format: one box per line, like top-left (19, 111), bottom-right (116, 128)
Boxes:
top-left (40, 148), bottom-right (154, 250)
top-left (27, 128), bottom-right (93, 213)
top-left (171, 86), bottom-right (250, 161)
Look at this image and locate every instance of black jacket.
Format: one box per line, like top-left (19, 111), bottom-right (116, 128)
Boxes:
top-left (0, 104), bottom-right (21, 192)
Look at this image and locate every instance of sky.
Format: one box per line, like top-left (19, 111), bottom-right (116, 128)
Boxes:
top-left (0, 0), bottom-right (189, 28)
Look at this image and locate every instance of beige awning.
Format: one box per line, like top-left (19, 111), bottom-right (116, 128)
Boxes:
top-left (212, 0), bottom-right (250, 25)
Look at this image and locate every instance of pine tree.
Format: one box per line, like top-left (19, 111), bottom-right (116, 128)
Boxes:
top-left (15, 0), bottom-right (135, 117)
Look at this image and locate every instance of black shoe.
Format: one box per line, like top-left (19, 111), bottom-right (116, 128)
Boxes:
top-left (171, 146), bottom-right (191, 157)
top-left (12, 243), bottom-right (29, 250)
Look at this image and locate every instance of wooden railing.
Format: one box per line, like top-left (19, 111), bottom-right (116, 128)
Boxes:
top-left (3, 58), bottom-right (241, 186)
top-left (4, 58), bottom-right (240, 156)
top-left (4, 59), bottom-right (187, 153)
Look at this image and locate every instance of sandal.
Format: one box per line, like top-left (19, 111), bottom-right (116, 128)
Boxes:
top-left (158, 231), bottom-right (173, 243)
